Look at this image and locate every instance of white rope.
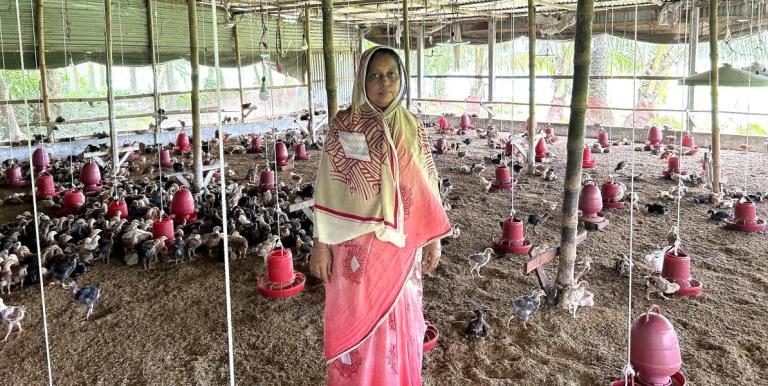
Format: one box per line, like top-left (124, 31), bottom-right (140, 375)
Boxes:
top-left (152, 0), bottom-right (164, 215)
top-left (14, 1), bottom-right (54, 384)
top-left (0, 6), bottom-right (12, 146)
top-left (509, 10), bottom-right (516, 215)
top-left (209, 2), bottom-right (236, 385)
top-left (673, 0), bottom-right (691, 255)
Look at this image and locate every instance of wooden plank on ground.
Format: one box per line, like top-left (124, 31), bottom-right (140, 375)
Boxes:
top-left (288, 199), bottom-right (315, 212)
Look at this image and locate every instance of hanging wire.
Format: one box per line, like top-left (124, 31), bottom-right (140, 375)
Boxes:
top-left (209, 2), bottom-right (236, 385)
top-left (14, 0), bottom-right (54, 384)
top-left (672, 0), bottom-right (692, 255)
top-left (509, 9), bottom-right (516, 216)
top-left (153, 0), bottom-right (164, 215)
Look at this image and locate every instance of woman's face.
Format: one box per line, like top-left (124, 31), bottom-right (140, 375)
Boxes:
top-left (365, 53), bottom-right (400, 109)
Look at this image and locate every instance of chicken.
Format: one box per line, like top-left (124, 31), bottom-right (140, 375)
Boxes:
top-left (574, 256), bottom-right (592, 281)
top-left (625, 192), bottom-right (641, 211)
top-left (706, 209), bottom-right (730, 221)
top-left (506, 289), bottom-right (546, 329)
top-left (468, 248), bottom-right (495, 277)
top-left (184, 234), bottom-right (202, 260)
top-left (68, 281), bottom-right (102, 320)
top-left (614, 160), bottom-right (627, 173)
top-left (543, 169), bottom-right (557, 181)
top-left (256, 234), bottom-right (280, 262)
top-left (646, 203), bottom-right (668, 215)
top-left (666, 225), bottom-right (678, 245)
top-left (465, 310), bottom-right (489, 339)
top-left (448, 223), bottom-right (461, 239)
top-left (526, 213), bottom-right (551, 235)
top-left (201, 226), bottom-right (222, 257)
top-left (644, 248), bottom-right (666, 272)
top-left (715, 197), bottom-right (734, 209)
top-left (656, 190), bottom-right (675, 201)
top-left (12, 264), bottom-right (28, 290)
top-left (0, 299), bottom-right (26, 342)
top-left (228, 231), bottom-right (249, 260)
top-left (479, 176), bottom-right (493, 193)
top-left (560, 281), bottom-right (590, 318)
top-left (614, 254), bottom-right (633, 277)
top-left (541, 199), bottom-right (558, 211)
top-left (0, 268), bottom-right (12, 295)
top-left (471, 161), bottom-right (486, 174)
top-left (645, 275), bottom-right (680, 300)
top-left (171, 236), bottom-right (186, 264)
top-left (50, 256), bottom-right (78, 288)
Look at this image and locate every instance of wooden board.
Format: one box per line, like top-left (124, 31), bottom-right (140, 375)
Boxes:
top-left (288, 199), bottom-right (315, 212)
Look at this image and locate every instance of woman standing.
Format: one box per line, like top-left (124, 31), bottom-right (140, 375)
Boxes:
top-left (310, 46), bottom-right (451, 385)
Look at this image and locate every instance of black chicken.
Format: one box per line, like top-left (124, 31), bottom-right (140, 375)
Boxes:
top-left (465, 310), bottom-right (489, 339)
top-left (68, 281), bottom-right (101, 321)
top-left (51, 256), bottom-right (78, 287)
top-left (172, 236), bottom-right (186, 263)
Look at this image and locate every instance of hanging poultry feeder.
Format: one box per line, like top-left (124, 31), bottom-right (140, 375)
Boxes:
top-left (423, 321), bottom-right (439, 352)
top-left (579, 180), bottom-right (608, 229)
top-left (646, 126), bottom-right (663, 149)
top-left (259, 168), bottom-right (276, 191)
top-left (171, 186), bottom-right (197, 224)
top-left (152, 214), bottom-right (176, 247)
top-left (582, 147), bottom-right (597, 169)
top-left (107, 199), bottom-right (129, 219)
top-left (458, 113), bottom-right (474, 134)
top-left (544, 126), bottom-right (558, 143)
top-left (723, 198), bottom-right (766, 232)
top-left (248, 136), bottom-right (264, 153)
top-left (491, 165), bottom-right (515, 190)
top-left (274, 141), bottom-right (293, 171)
top-left (681, 133), bottom-right (699, 155)
top-left (662, 154), bottom-right (687, 178)
top-left (60, 188), bottom-right (86, 216)
top-left (434, 138), bottom-right (449, 154)
top-left (535, 137), bottom-right (548, 162)
top-left (3, 165), bottom-right (29, 187)
top-left (611, 305), bottom-right (687, 386)
top-left (79, 160), bottom-right (102, 193)
top-left (35, 172), bottom-right (60, 199)
top-left (602, 180), bottom-right (626, 209)
top-left (124, 142), bottom-right (140, 161)
top-left (598, 128), bottom-right (611, 148)
top-left (32, 146), bottom-right (50, 172)
top-left (160, 149), bottom-right (173, 168)
top-left (493, 217), bottom-right (532, 254)
top-left (661, 246), bottom-right (703, 297)
top-left (175, 131), bottom-right (191, 153)
top-left (294, 143), bottom-right (310, 161)
top-left (258, 248), bottom-right (306, 299)
top-left (437, 116), bottom-right (453, 133)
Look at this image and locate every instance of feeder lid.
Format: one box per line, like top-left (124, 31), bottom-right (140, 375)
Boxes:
top-left (680, 64), bottom-right (768, 87)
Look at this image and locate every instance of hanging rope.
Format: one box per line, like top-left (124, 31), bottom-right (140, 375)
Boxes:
top-left (14, 1), bottom-right (54, 384)
top-left (509, 9), bottom-right (516, 216)
top-left (672, 0), bottom-right (692, 255)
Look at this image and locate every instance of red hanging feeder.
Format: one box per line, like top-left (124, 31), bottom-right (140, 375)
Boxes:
top-left (152, 215), bottom-right (176, 247)
top-left (491, 165), bottom-right (515, 190)
top-left (259, 168), bottom-right (276, 191)
top-left (171, 186), bottom-right (197, 224)
top-left (681, 133), bottom-right (699, 155)
top-left (646, 126), bottom-right (663, 149)
top-left (79, 160), bottom-right (102, 192)
top-left (124, 142), bottom-right (140, 161)
top-left (458, 113), bottom-right (474, 134)
top-left (437, 116), bottom-right (452, 133)
top-left (544, 126), bottom-right (558, 143)
top-left (60, 188), bottom-right (86, 216)
top-left (434, 138), bottom-right (449, 154)
top-left (598, 128), bottom-right (611, 148)
top-left (602, 180), bottom-right (626, 209)
top-left (257, 248), bottom-right (306, 299)
top-left (582, 147), bottom-right (597, 169)
top-left (423, 321), bottom-right (439, 352)
top-left (294, 143), bottom-right (310, 161)
top-left (32, 146), bottom-right (50, 172)
top-left (248, 136), bottom-right (264, 153)
top-left (723, 198), bottom-right (766, 232)
top-left (107, 199), bottom-right (129, 219)
top-left (611, 305), bottom-right (687, 386)
top-left (35, 172), bottom-right (60, 199)
top-left (535, 137), bottom-right (548, 162)
top-left (661, 247), bottom-right (703, 297)
top-left (3, 165), bottom-right (30, 187)
top-left (275, 141), bottom-right (290, 167)
top-left (662, 154), bottom-right (687, 178)
top-left (493, 217), bottom-right (532, 254)
top-left (160, 149), bottom-right (173, 168)
top-left (175, 131), bottom-right (191, 152)
top-left (579, 180), bottom-right (607, 226)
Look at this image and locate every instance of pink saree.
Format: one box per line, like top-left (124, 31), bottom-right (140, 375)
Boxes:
top-left (324, 122), bottom-right (451, 385)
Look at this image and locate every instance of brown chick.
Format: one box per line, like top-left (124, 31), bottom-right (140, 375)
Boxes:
top-left (256, 234), bottom-right (280, 262)
top-left (228, 231), bottom-right (249, 260)
top-left (184, 234), bottom-right (202, 260)
top-left (468, 248), bottom-right (495, 277)
top-left (645, 275), bottom-right (680, 300)
top-left (560, 281), bottom-right (590, 318)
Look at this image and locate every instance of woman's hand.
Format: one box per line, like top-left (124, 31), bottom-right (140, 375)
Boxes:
top-left (309, 239), bottom-right (333, 283)
top-left (422, 241), bottom-right (441, 275)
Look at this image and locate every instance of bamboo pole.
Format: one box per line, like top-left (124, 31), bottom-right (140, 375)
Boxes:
top-left (710, 0), bottom-right (720, 193)
top-left (527, 0), bottom-right (536, 173)
top-left (321, 0), bottom-right (338, 119)
top-left (233, 24), bottom-right (245, 122)
top-left (416, 24), bottom-right (424, 100)
top-left (304, 6), bottom-right (315, 140)
top-left (35, 0), bottom-right (51, 140)
top-left (403, 0), bottom-right (411, 108)
top-left (556, 0), bottom-right (594, 287)
top-left (104, 0), bottom-right (119, 173)
top-left (187, 0), bottom-right (203, 191)
top-left (146, 0), bottom-right (161, 147)
top-left (686, 7), bottom-right (699, 132)
top-left (488, 17), bottom-right (496, 102)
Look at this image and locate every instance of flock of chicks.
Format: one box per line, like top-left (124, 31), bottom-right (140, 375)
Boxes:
top-left (0, 125), bottom-right (320, 343)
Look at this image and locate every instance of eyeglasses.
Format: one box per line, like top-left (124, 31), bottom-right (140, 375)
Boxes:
top-left (367, 72), bottom-right (399, 83)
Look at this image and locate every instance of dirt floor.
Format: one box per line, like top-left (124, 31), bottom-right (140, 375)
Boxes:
top-left (3, 131), bottom-right (767, 385)
top-left (228, 133), bottom-right (768, 386)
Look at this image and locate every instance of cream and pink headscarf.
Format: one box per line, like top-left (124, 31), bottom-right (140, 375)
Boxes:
top-left (314, 46), bottom-right (440, 247)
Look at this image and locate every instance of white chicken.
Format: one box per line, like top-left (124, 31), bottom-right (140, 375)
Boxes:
top-left (468, 248), bottom-right (495, 277)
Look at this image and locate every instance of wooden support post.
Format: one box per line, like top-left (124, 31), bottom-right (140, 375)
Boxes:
top-left (416, 24), bottom-right (424, 100)
top-left (557, 0), bottom-right (594, 287)
top-left (525, 229), bottom-right (586, 298)
top-left (234, 25), bottom-right (245, 123)
top-left (686, 7), bottom-right (699, 132)
top-left (321, 0), bottom-right (338, 120)
top-left (710, 0), bottom-right (721, 194)
top-left (187, 0), bottom-right (203, 191)
top-left (527, 0), bottom-right (536, 174)
top-left (304, 6), bottom-right (315, 140)
top-left (402, 0), bottom-right (411, 108)
top-left (35, 0), bottom-right (51, 139)
top-left (488, 17), bottom-right (496, 103)
top-left (146, 0), bottom-right (160, 146)
top-left (104, 0), bottom-right (119, 174)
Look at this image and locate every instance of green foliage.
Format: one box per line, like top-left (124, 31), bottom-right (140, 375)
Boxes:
top-left (1, 69), bottom-right (41, 99)
top-left (734, 123), bottom-right (767, 137)
top-left (649, 115), bottom-right (683, 131)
